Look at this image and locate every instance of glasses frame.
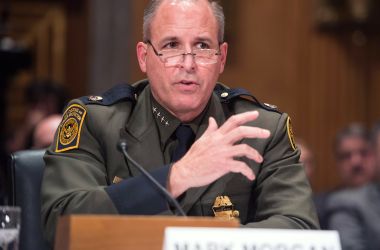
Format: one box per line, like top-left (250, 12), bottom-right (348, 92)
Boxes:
top-left (146, 40), bottom-right (222, 66)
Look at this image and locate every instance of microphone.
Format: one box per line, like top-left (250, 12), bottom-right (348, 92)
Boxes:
top-left (118, 139), bottom-right (186, 216)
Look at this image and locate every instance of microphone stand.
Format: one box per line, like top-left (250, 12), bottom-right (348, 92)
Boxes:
top-left (118, 140), bottom-right (186, 216)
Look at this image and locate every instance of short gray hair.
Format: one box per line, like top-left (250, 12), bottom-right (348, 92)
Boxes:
top-left (143, 0), bottom-right (225, 43)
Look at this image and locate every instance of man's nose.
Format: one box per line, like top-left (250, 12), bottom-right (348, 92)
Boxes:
top-left (351, 152), bottom-right (364, 164)
top-left (180, 52), bottom-right (196, 71)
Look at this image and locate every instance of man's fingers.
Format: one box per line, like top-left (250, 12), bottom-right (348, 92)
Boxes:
top-left (224, 126), bottom-right (270, 144)
top-left (219, 111), bottom-right (259, 134)
top-left (229, 161), bottom-right (256, 181)
top-left (229, 143), bottom-right (264, 163)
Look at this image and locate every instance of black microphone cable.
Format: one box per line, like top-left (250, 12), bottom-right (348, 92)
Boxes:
top-left (118, 139), bottom-right (186, 216)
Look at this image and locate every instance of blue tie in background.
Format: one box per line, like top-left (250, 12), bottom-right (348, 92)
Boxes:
top-left (171, 124), bottom-right (195, 162)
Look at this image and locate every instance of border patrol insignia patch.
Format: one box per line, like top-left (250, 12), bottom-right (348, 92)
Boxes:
top-left (56, 104), bottom-right (87, 152)
top-left (286, 117), bottom-right (297, 151)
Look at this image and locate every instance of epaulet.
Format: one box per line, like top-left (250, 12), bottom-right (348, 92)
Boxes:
top-left (79, 83), bottom-right (136, 106)
top-left (213, 83), bottom-right (281, 114)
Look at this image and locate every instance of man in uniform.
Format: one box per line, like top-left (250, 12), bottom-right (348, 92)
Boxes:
top-left (41, 0), bottom-right (319, 245)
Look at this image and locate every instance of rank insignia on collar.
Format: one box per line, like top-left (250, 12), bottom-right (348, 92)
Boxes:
top-left (152, 106), bottom-right (170, 126)
top-left (56, 104), bottom-right (87, 152)
top-left (212, 196), bottom-right (239, 220)
top-left (286, 116), bottom-right (297, 151)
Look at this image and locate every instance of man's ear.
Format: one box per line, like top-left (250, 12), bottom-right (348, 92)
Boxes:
top-left (219, 42), bottom-right (228, 74)
top-left (136, 42), bottom-right (148, 73)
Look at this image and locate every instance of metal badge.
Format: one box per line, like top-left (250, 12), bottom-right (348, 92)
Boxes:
top-left (112, 176), bottom-right (123, 184)
top-left (212, 196), bottom-right (239, 220)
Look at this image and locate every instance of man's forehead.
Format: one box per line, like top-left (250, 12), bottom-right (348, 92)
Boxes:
top-left (157, 34), bottom-right (214, 43)
top-left (152, 31), bottom-right (218, 46)
top-left (341, 136), bottom-right (367, 144)
top-left (164, 0), bottom-right (204, 5)
top-left (150, 0), bottom-right (218, 40)
top-left (155, 0), bottom-right (214, 21)
top-left (155, 0), bottom-right (209, 12)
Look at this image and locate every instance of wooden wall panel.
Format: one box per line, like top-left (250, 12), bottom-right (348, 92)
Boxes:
top-left (130, 0), bottom-right (150, 81)
top-left (65, 0), bottom-right (89, 97)
top-left (368, 35), bottom-right (380, 124)
top-left (127, 1), bottom-right (380, 192)
top-left (217, 0), bottom-right (379, 192)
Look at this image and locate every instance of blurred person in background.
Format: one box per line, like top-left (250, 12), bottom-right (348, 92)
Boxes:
top-left (333, 123), bottom-right (375, 189)
top-left (32, 114), bottom-right (62, 149)
top-left (326, 122), bottom-right (380, 250)
top-left (5, 80), bottom-right (68, 152)
top-left (0, 80), bottom-right (67, 204)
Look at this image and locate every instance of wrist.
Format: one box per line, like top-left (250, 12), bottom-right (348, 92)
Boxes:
top-left (168, 162), bottom-right (188, 198)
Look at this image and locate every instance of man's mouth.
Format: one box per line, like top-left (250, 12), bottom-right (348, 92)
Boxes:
top-left (174, 80), bottom-right (200, 92)
top-left (178, 80), bottom-right (198, 85)
top-left (352, 165), bottom-right (364, 174)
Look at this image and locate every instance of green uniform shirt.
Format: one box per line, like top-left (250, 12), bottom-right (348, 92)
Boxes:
top-left (150, 94), bottom-right (206, 162)
top-left (41, 80), bottom-right (320, 245)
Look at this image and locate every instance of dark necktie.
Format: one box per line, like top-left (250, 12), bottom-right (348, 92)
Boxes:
top-left (171, 124), bottom-right (195, 162)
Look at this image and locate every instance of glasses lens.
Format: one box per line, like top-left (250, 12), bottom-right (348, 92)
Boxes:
top-left (194, 49), bottom-right (219, 65)
top-left (163, 54), bottom-right (183, 66)
top-left (160, 49), bottom-right (220, 67)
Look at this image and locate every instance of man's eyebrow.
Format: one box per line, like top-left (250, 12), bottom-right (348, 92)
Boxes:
top-left (156, 36), bottom-right (217, 46)
top-left (196, 37), bottom-right (220, 46)
top-left (196, 37), bottom-right (213, 43)
top-left (158, 36), bottom-right (179, 44)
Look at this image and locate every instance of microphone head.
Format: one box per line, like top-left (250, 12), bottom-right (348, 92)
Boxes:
top-left (117, 139), bottom-right (128, 151)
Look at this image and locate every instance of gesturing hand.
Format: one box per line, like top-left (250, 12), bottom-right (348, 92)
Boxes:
top-left (169, 110), bottom-right (270, 198)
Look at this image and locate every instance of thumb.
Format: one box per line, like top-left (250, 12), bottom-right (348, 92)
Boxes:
top-left (203, 117), bottom-right (218, 135)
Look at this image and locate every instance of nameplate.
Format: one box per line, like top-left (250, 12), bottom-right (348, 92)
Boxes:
top-left (163, 227), bottom-right (341, 250)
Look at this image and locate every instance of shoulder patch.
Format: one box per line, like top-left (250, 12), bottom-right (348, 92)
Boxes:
top-left (286, 116), bottom-right (297, 151)
top-left (56, 104), bottom-right (87, 152)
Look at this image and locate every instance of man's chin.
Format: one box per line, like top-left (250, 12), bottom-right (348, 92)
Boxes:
top-left (173, 104), bottom-right (200, 114)
top-left (169, 103), bottom-right (204, 121)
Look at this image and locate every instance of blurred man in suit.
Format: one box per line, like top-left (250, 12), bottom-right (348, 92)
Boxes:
top-left (326, 122), bottom-right (380, 250)
top-left (334, 123), bottom-right (375, 189)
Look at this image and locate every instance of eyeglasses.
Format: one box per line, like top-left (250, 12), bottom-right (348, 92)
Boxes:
top-left (146, 40), bottom-right (221, 67)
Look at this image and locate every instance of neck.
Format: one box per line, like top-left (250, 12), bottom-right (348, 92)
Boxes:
top-left (151, 95), bottom-right (209, 123)
top-left (174, 109), bottom-right (204, 123)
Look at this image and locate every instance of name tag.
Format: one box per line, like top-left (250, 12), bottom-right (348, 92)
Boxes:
top-left (163, 227), bottom-right (341, 250)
